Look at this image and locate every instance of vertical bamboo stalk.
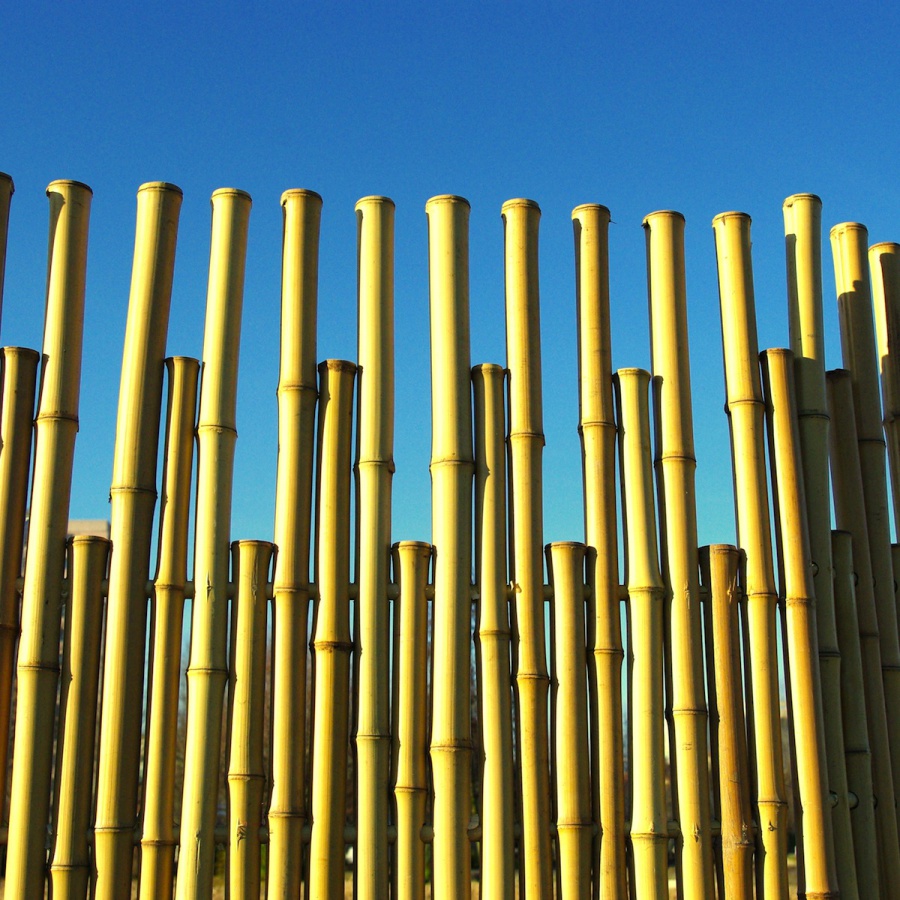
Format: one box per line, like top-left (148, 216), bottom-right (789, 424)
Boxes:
top-left (473, 362), bottom-right (515, 900)
top-left (615, 367), bottom-right (668, 898)
top-left (176, 187), bottom-right (252, 900)
top-left (0, 345), bottom-right (39, 819)
top-left (228, 540), bottom-right (274, 900)
top-left (6, 179), bottom-right (92, 899)
top-left (355, 195), bottom-right (395, 900)
top-left (94, 180), bottom-right (183, 897)
top-left (391, 540), bottom-right (432, 900)
top-left (0, 172), bottom-right (13, 328)
top-left (831, 530), bottom-right (880, 899)
top-left (308, 359), bottom-right (356, 899)
top-left (268, 187), bottom-right (321, 900)
top-left (426, 194), bottom-right (475, 900)
top-left (645, 209), bottom-right (713, 898)
top-left (826, 368), bottom-right (900, 890)
top-left (140, 356), bottom-right (200, 900)
top-left (712, 209), bottom-right (788, 898)
top-left (572, 202), bottom-right (625, 900)
top-left (502, 197), bottom-right (552, 898)
top-left (48, 536), bottom-right (110, 900)
top-left (761, 348), bottom-right (839, 899)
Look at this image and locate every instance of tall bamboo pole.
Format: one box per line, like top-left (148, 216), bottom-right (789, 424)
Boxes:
top-left (227, 540), bottom-right (274, 900)
top-left (0, 345), bottom-right (39, 820)
top-left (503, 197), bottom-right (552, 898)
top-left (268, 187), bottom-right (321, 900)
top-left (94, 180), bottom-right (183, 897)
top-left (761, 348), bottom-right (840, 899)
top-left (426, 194), bottom-right (475, 899)
top-left (831, 530), bottom-right (880, 899)
top-left (572, 202), bottom-right (625, 900)
top-left (176, 187), bottom-right (252, 900)
top-left (308, 359), bottom-right (356, 899)
top-left (355, 195), bottom-right (395, 900)
top-left (140, 356), bottom-right (200, 900)
top-left (615, 367), bottom-right (668, 898)
top-left (826, 369), bottom-right (900, 890)
top-left (712, 209), bottom-right (788, 898)
top-left (473, 361), bottom-right (515, 900)
top-left (6, 179), bottom-right (92, 899)
top-left (391, 540), bottom-right (432, 900)
top-left (0, 172), bottom-right (13, 328)
top-left (49, 535), bottom-right (110, 900)
top-left (645, 209), bottom-right (713, 898)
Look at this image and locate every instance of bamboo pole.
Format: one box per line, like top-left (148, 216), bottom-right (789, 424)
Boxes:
top-left (94, 180), bottom-right (183, 897)
top-left (645, 209), bottom-right (714, 898)
top-left (761, 348), bottom-right (839, 899)
top-left (140, 356), bottom-right (200, 900)
top-left (502, 197), bottom-right (552, 898)
top-left (0, 345), bottom-right (39, 820)
top-left (831, 530), bottom-right (880, 899)
top-left (615, 367), bottom-right (668, 898)
top-left (49, 535), bottom-right (110, 900)
top-left (355, 195), bottom-right (395, 900)
top-left (0, 172), bottom-right (12, 328)
top-left (826, 369), bottom-right (900, 890)
top-left (227, 540), bottom-right (274, 900)
top-left (473, 361), bottom-right (515, 900)
top-left (572, 202), bottom-right (625, 900)
top-left (308, 359), bottom-right (356, 899)
top-left (391, 540), bottom-right (432, 900)
top-left (176, 187), bottom-right (252, 900)
top-left (6, 179), bottom-right (92, 899)
top-left (268, 187), bottom-right (321, 900)
top-left (426, 194), bottom-right (475, 900)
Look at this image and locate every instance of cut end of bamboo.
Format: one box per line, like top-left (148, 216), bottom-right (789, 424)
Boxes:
top-left (571, 203), bottom-right (610, 219)
top-left (642, 209), bottom-right (684, 226)
top-left (46, 179), bottom-right (92, 196)
top-left (355, 195), bottom-right (395, 210)
top-left (425, 194), bottom-right (470, 210)
top-left (211, 187), bottom-right (252, 203)
top-left (281, 188), bottom-right (322, 205)
top-left (783, 192), bottom-right (822, 208)
top-left (501, 198), bottom-right (540, 214)
top-left (830, 221), bottom-right (867, 239)
top-left (137, 182), bottom-right (183, 196)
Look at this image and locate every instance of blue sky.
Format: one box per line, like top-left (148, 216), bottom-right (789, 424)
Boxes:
top-left (2, 2), bottom-right (899, 559)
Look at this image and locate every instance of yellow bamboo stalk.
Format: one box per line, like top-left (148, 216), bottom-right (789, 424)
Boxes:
top-left (391, 540), bottom-right (432, 900)
top-left (426, 194), bottom-right (474, 899)
top-left (176, 187), bottom-right (252, 900)
top-left (0, 172), bottom-right (12, 325)
top-left (831, 530), bottom-right (880, 899)
top-left (6, 179), bottom-right (92, 899)
top-left (0, 345), bottom-right (39, 820)
top-left (761, 348), bottom-right (839, 899)
top-left (473, 361), bottom-right (515, 900)
top-left (355, 195), bottom-right (395, 900)
top-left (268, 187), bottom-right (321, 900)
top-left (826, 368), bottom-right (900, 890)
top-left (645, 209), bottom-right (713, 898)
top-left (140, 356), bottom-right (200, 900)
top-left (48, 535), bottom-right (110, 900)
top-left (572, 202), bottom-right (625, 900)
top-left (712, 209), bottom-right (788, 898)
top-left (502, 197), bottom-right (552, 898)
top-left (93, 180), bottom-right (183, 897)
top-left (308, 359), bottom-right (356, 899)
top-left (228, 540), bottom-right (274, 900)
top-left (614, 367), bottom-right (668, 898)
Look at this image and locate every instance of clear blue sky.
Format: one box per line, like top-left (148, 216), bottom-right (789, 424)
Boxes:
top-left (3, 2), bottom-right (899, 557)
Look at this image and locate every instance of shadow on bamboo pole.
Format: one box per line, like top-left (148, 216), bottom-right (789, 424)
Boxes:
top-left (644, 210), bottom-right (713, 899)
top-left (176, 187), bottom-right (252, 900)
top-left (426, 194), bottom-right (474, 900)
top-left (6, 179), bottom-right (92, 899)
top-left (94, 181), bottom-right (183, 898)
top-left (308, 359), bottom-right (356, 899)
top-left (140, 356), bottom-right (200, 900)
top-left (49, 535), bottom-right (110, 900)
top-left (473, 362), bottom-right (515, 900)
top-left (572, 202), bottom-right (625, 900)
top-left (0, 172), bottom-right (12, 328)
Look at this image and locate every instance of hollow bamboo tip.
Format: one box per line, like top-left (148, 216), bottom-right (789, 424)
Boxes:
top-left (425, 194), bottom-right (470, 211)
top-left (2, 346), bottom-right (40, 362)
top-left (501, 198), bottom-right (540, 215)
top-left (712, 210), bottom-right (751, 227)
top-left (472, 362), bottom-right (504, 377)
top-left (46, 179), bottom-right (92, 196)
top-left (614, 366), bottom-right (650, 386)
top-left (281, 188), bottom-right (322, 206)
top-left (355, 195), bottom-right (395, 210)
top-left (318, 358), bottom-right (357, 375)
top-left (68, 534), bottom-right (110, 549)
top-left (830, 221), bottom-right (867, 240)
top-left (138, 181), bottom-right (183, 196)
top-left (211, 187), bottom-right (252, 203)
top-left (571, 203), bottom-right (611, 220)
top-left (870, 241), bottom-right (900, 254)
top-left (642, 209), bottom-right (684, 227)
top-left (0, 172), bottom-right (13, 193)
top-left (231, 539), bottom-right (276, 552)
top-left (392, 540), bottom-right (432, 552)
top-left (166, 354), bottom-right (200, 369)
top-left (783, 192), bottom-right (822, 209)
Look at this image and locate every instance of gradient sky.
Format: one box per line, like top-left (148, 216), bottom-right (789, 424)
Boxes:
top-left (3, 2), bottom-right (899, 560)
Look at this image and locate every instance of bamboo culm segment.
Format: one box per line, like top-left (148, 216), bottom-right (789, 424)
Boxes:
top-left (6, 179), bottom-right (92, 900)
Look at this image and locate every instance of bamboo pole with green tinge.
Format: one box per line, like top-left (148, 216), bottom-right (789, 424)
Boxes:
top-left (176, 187), bottom-right (252, 900)
top-left (268, 187), bottom-right (321, 900)
top-left (6, 179), bottom-right (92, 900)
top-left (0, 172), bottom-right (12, 328)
